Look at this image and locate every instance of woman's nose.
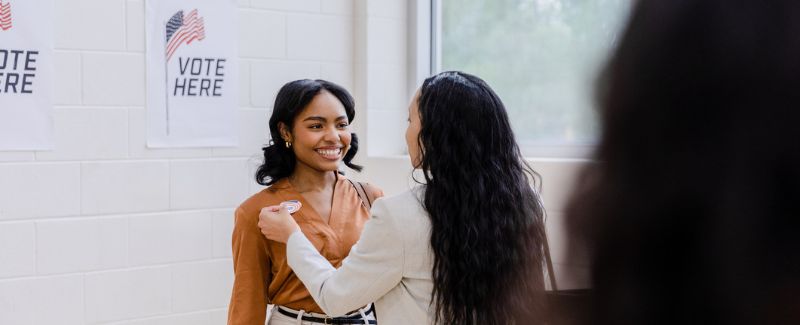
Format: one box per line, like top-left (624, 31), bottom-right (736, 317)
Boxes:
top-left (323, 127), bottom-right (340, 142)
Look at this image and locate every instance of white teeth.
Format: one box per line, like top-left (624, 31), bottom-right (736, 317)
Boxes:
top-left (316, 148), bottom-right (341, 158)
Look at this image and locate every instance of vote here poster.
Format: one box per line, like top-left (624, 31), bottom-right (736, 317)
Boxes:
top-left (146, 0), bottom-right (238, 147)
top-left (0, 0), bottom-right (54, 150)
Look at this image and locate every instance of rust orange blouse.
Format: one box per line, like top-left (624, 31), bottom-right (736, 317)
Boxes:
top-left (227, 175), bottom-right (383, 325)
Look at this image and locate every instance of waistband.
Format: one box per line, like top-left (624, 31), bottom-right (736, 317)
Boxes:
top-left (276, 304), bottom-right (376, 324)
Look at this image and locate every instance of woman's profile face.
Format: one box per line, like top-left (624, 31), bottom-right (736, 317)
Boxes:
top-left (405, 90), bottom-right (422, 168)
top-left (281, 90), bottom-right (352, 173)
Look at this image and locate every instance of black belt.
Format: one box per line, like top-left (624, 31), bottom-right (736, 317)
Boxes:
top-left (277, 305), bottom-right (377, 324)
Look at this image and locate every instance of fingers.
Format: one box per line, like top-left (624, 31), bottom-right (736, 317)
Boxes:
top-left (277, 204), bottom-right (290, 215)
top-left (257, 221), bottom-right (269, 236)
top-left (257, 205), bottom-right (289, 231)
top-left (257, 206), bottom-right (277, 235)
top-left (260, 205), bottom-right (281, 214)
top-left (258, 206), bottom-right (279, 222)
top-left (256, 204), bottom-right (297, 243)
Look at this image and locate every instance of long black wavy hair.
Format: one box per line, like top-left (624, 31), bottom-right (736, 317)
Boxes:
top-left (567, 0), bottom-right (800, 324)
top-left (256, 79), bottom-right (362, 186)
top-left (417, 71), bottom-right (547, 324)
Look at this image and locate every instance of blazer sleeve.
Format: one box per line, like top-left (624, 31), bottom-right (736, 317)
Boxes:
top-left (228, 207), bottom-right (272, 325)
top-left (286, 199), bottom-right (404, 316)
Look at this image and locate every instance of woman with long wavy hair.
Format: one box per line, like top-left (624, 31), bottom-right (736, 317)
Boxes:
top-left (259, 71), bottom-right (548, 324)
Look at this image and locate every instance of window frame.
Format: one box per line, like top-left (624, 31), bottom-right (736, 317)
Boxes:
top-left (412, 0), bottom-right (597, 159)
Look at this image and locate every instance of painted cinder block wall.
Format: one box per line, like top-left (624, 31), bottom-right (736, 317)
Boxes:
top-left (0, 0), bottom-right (586, 324)
top-left (1, 0), bottom-right (360, 324)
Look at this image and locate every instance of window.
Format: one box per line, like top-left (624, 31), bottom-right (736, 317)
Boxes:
top-left (427, 0), bottom-right (631, 157)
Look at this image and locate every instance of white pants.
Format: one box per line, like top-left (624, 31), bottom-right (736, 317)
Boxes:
top-left (267, 305), bottom-right (376, 325)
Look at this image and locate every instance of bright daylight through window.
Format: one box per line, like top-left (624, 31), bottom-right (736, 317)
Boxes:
top-left (436, 0), bottom-right (631, 157)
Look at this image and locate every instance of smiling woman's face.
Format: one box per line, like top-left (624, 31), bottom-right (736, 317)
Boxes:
top-left (280, 90), bottom-right (351, 173)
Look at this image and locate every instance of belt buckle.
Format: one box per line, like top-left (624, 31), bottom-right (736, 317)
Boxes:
top-left (324, 316), bottom-right (331, 325)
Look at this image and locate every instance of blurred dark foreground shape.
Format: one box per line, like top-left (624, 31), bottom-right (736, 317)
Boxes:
top-left (543, 233), bottom-right (591, 325)
top-left (561, 0), bottom-right (800, 324)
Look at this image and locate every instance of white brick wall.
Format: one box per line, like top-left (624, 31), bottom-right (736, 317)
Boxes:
top-left (37, 217), bottom-right (128, 274)
top-left (0, 163), bottom-right (82, 219)
top-left (84, 267), bottom-right (172, 323)
top-left (0, 1), bottom-right (589, 324)
top-left (0, 223), bottom-right (36, 277)
top-left (82, 53), bottom-right (146, 106)
top-left (0, 1), bottom-right (359, 324)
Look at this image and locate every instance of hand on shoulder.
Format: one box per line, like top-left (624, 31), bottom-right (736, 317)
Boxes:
top-left (258, 205), bottom-right (300, 243)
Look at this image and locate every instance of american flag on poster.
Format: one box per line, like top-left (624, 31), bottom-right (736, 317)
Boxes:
top-left (0, 0), bottom-right (12, 31)
top-left (165, 9), bottom-right (205, 61)
top-left (146, 0), bottom-right (238, 148)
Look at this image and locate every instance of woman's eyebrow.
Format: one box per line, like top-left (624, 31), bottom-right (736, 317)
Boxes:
top-left (302, 116), bottom-right (327, 122)
top-left (302, 116), bottom-right (347, 122)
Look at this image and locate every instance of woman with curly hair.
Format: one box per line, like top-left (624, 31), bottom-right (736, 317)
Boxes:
top-left (228, 79), bottom-right (383, 325)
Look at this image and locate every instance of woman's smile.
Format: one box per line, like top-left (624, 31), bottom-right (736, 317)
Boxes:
top-left (315, 147), bottom-right (343, 160)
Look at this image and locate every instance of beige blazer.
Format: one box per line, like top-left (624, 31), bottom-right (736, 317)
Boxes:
top-left (286, 187), bottom-right (435, 325)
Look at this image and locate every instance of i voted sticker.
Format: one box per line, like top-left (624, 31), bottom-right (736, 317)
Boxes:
top-left (280, 200), bottom-right (302, 214)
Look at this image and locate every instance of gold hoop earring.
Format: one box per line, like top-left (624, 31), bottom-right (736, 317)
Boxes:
top-left (285, 141), bottom-right (292, 148)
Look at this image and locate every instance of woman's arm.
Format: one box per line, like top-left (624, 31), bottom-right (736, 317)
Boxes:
top-left (262, 200), bottom-right (404, 316)
top-left (228, 207), bottom-right (272, 325)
